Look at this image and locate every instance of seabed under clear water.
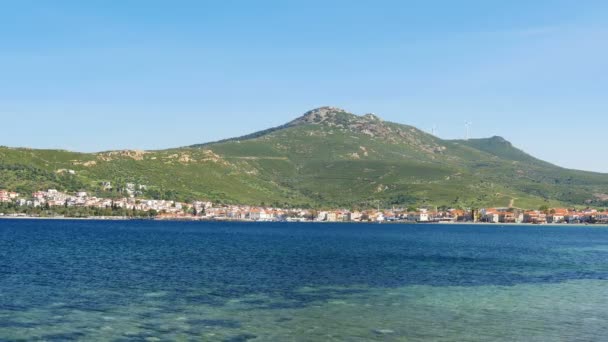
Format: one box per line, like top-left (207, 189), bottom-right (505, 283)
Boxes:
top-left (1, 220), bottom-right (607, 341)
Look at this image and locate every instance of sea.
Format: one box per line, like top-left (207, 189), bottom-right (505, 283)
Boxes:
top-left (1, 220), bottom-right (608, 341)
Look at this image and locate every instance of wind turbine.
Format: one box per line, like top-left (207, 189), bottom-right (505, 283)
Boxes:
top-left (465, 121), bottom-right (472, 140)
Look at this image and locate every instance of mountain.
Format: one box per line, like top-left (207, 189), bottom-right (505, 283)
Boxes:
top-left (2, 106), bottom-right (608, 209)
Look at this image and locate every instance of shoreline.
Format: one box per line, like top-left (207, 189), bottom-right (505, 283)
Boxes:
top-left (1, 215), bottom-right (607, 227)
top-left (0, 215), bottom-right (130, 221)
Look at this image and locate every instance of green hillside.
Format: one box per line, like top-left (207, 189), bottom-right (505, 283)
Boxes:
top-left (2, 107), bottom-right (608, 209)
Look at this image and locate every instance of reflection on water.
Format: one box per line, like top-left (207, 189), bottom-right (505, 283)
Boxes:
top-left (2, 220), bottom-right (608, 341)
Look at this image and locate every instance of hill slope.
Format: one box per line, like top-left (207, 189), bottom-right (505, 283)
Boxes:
top-left (2, 107), bottom-right (608, 208)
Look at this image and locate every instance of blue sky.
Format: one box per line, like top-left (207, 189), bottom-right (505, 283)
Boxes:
top-left (1, 1), bottom-right (607, 171)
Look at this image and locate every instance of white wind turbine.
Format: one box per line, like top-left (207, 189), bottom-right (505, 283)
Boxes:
top-left (465, 121), bottom-right (472, 140)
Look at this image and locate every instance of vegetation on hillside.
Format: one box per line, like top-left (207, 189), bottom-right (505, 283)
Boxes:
top-left (2, 107), bottom-right (608, 209)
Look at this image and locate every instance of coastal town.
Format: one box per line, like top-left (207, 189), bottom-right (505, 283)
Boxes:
top-left (2, 188), bottom-right (608, 224)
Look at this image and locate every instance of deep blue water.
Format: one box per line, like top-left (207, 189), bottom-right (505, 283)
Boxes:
top-left (2, 220), bottom-right (608, 341)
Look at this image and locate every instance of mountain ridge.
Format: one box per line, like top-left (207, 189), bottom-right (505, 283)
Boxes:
top-left (190, 106), bottom-right (388, 148)
top-left (2, 107), bottom-right (608, 209)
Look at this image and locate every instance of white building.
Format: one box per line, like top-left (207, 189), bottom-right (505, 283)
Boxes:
top-left (249, 209), bottom-right (269, 221)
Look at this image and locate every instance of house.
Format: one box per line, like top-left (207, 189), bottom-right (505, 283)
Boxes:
top-left (249, 208), bottom-right (269, 221)
top-left (547, 208), bottom-right (568, 223)
top-left (375, 212), bottom-right (385, 222)
top-left (325, 211), bottom-right (338, 222)
top-left (524, 210), bottom-right (547, 224)
top-left (596, 212), bottom-right (608, 224)
top-left (449, 209), bottom-right (466, 221)
top-left (581, 209), bottom-right (598, 222)
top-left (498, 211), bottom-right (522, 223)
top-left (383, 211), bottom-right (397, 222)
top-left (408, 209), bottom-right (429, 222)
top-left (481, 209), bottom-right (500, 223)
top-left (348, 211), bottom-right (362, 222)
top-left (315, 211), bottom-right (328, 221)
top-left (334, 211), bottom-right (350, 222)
top-left (32, 191), bottom-right (46, 201)
top-left (227, 209), bottom-right (244, 220)
top-left (0, 190), bottom-right (10, 203)
top-left (566, 211), bottom-right (582, 223)
top-left (265, 209), bottom-right (281, 220)
top-left (487, 212), bottom-right (500, 223)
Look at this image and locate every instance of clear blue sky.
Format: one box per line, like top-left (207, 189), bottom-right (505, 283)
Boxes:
top-left (1, 1), bottom-right (607, 171)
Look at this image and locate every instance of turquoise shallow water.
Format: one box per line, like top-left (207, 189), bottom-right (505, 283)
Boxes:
top-left (1, 220), bottom-right (608, 341)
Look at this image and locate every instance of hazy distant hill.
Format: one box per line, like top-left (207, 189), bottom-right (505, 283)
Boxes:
top-left (2, 107), bottom-right (608, 208)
